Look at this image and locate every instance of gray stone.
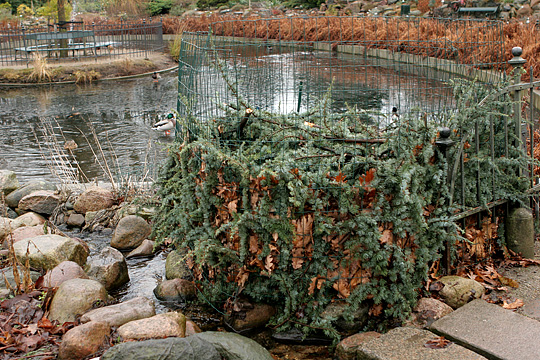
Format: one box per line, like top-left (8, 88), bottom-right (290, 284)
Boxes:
top-left (49, 278), bottom-right (108, 323)
top-left (226, 303), bottom-right (276, 332)
top-left (165, 249), bottom-right (191, 280)
top-left (85, 211), bottom-right (98, 224)
top-left (86, 246), bottom-right (129, 291)
top-left (0, 288), bottom-right (10, 299)
top-left (12, 234), bottom-right (88, 270)
top-left (80, 296), bottom-right (155, 327)
top-left (116, 204), bottom-right (156, 221)
top-left (321, 301), bottom-right (369, 333)
top-left (67, 213), bottom-right (85, 227)
top-left (126, 239), bottom-right (155, 258)
top-left (506, 207), bottom-right (535, 259)
top-left (0, 170), bottom-right (19, 195)
top-left (153, 278), bottom-right (197, 301)
top-left (356, 327), bottom-right (487, 360)
top-left (438, 276), bottom-right (484, 309)
top-left (18, 190), bottom-right (61, 215)
top-left (43, 261), bottom-right (89, 288)
top-left (111, 215), bottom-right (151, 250)
top-left (58, 321), bottom-right (110, 360)
top-left (117, 312), bottom-right (186, 341)
top-left (101, 337), bottom-right (221, 360)
top-left (336, 332), bottom-right (381, 360)
top-left (194, 331), bottom-right (274, 360)
top-left (431, 299), bottom-right (540, 360)
top-left (10, 212), bottom-right (46, 230)
top-left (73, 186), bottom-right (115, 214)
top-left (407, 297), bottom-right (454, 328)
top-left (0, 267), bottom-right (41, 291)
top-left (521, 298), bottom-right (540, 321)
top-left (0, 217), bottom-right (12, 244)
top-left (5, 180), bottom-right (56, 208)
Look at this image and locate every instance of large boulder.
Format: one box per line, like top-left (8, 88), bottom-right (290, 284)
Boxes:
top-left (117, 312), bottom-right (186, 341)
top-left (165, 249), bottom-right (191, 280)
top-left (9, 225), bottom-right (45, 244)
top-left (194, 332), bottom-right (274, 360)
top-left (49, 278), bottom-right (108, 323)
top-left (126, 239), bottom-right (155, 258)
top-left (225, 303), bottom-right (276, 332)
top-left (73, 186), bottom-right (115, 214)
top-left (86, 246), bottom-right (129, 291)
top-left (5, 180), bottom-right (56, 208)
top-left (0, 170), bottom-right (19, 195)
top-left (43, 261), bottom-right (89, 288)
top-left (12, 234), bottom-right (88, 270)
top-left (80, 296), bottom-right (155, 327)
top-left (58, 321), bottom-right (110, 360)
top-left (336, 332), bottom-right (381, 360)
top-left (18, 190), bottom-right (61, 215)
top-left (101, 337), bottom-right (221, 360)
top-left (11, 212), bottom-right (46, 229)
top-left (438, 275), bottom-right (485, 309)
top-left (153, 279), bottom-right (197, 301)
top-left (111, 215), bottom-right (151, 250)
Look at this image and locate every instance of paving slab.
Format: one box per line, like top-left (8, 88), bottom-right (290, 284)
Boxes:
top-left (430, 299), bottom-right (540, 360)
top-left (356, 327), bottom-right (487, 360)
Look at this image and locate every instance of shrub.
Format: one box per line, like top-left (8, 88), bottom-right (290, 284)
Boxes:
top-left (147, 0), bottom-right (173, 15)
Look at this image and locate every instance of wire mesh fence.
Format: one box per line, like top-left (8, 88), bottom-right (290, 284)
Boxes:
top-left (0, 20), bottom-right (164, 66)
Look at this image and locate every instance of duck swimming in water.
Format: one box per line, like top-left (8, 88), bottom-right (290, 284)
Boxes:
top-left (152, 71), bottom-right (161, 82)
top-left (153, 113), bottom-right (176, 136)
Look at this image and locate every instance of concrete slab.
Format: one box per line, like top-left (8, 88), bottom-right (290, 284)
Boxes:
top-left (356, 327), bottom-right (487, 360)
top-left (520, 298), bottom-right (540, 321)
top-left (430, 299), bottom-right (540, 360)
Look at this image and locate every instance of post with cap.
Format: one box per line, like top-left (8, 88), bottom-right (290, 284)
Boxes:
top-left (508, 47), bottom-right (526, 151)
top-left (435, 127), bottom-right (455, 274)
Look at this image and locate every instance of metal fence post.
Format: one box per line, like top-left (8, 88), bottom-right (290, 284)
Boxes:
top-left (143, 19), bottom-right (147, 59)
top-left (508, 47), bottom-right (526, 154)
top-left (435, 127), bottom-right (455, 274)
top-left (21, 25), bottom-right (29, 66)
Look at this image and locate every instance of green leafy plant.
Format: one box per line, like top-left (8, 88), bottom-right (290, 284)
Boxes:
top-left (147, 0), bottom-right (173, 15)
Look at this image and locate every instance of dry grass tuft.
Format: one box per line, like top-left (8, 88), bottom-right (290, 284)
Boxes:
top-left (120, 57), bottom-right (134, 75)
top-left (27, 53), bottom-right (52, 83)
top-left (74, 70), bottom-right (101, 84)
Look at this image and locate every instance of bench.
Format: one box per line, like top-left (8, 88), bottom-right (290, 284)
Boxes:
top-left (457, 6), bottom-right (499, 18)
top-left (15, 30), bottom-right (115, 59)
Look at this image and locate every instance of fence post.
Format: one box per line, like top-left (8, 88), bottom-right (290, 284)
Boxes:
top-left (508, 47), bottom-right (526, 154)
top-left (435, 127), bottom-right (455, 274)
top-left (143, 19), bottom-right (148, 59)
top-left (92, 22), bottom-right (97, 62)
top-left (21, 25), bottom-right (29, 66)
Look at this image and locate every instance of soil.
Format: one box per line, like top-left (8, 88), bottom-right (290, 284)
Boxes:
top-left (0, 53), bottom-right (177, 84)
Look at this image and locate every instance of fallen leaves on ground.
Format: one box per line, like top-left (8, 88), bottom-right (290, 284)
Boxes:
top-left (502, 298), bottom-right (524, 310)
top-left (424, 336), bottom-right (452, 349)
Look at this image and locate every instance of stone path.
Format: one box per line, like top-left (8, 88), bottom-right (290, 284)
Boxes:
top-left (355, 299), bottom-right (540, 360)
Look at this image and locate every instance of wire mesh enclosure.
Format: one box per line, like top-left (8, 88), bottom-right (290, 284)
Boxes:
top-left (162, 16), bottom-right (518, 334)
top-left (0, 20), bottom-right (163, 65)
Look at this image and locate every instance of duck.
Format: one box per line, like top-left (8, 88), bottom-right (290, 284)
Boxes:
top-left (152, 71), bottom-right (161, 82)
top-left (391, 106), bottom-right (400, 123)
top-left (153, 113), bottom-right (176, 136)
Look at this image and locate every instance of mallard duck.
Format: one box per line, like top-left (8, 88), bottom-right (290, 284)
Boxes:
top-left (391, 107), bottom-right (400, 122)
top-left (152, 71), bottom-right (161, 82)
top-left (152, 113), bottom-right (176, 136)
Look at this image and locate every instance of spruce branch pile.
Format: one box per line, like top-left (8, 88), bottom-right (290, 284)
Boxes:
top-left (152, 77), bottom-right (530, 339)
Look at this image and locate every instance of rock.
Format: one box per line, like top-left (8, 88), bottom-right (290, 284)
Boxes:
top-left (153, 278), bottom-right (197, 301)
top-left (0, 204), bottom-right (17, 219)
top-left (126, 239), bottom-right (155, 258)
top-left (5, 180), bottom-right (56, 208)
top-left (9, 225), bottom-right (45, 245)
top-left (10, 212), bottom-right (46, 229)
top-left (49, 278), bottom-right (108, 323)
top-left (438, 275), bottom-right (485, 309)
top-left (226, 303), bottom-right (276, 332)
top-left (73, 187), bottom-right (115, 214)
top-left (409, 9), bottom-right (422, 15)
top-left (517, 3), bottom-right (533, 16)
top-left (0, 288), bottom-right (10, 299)
top-left (58, 321), bottom-right (110, 360)
top-left (194, 331), bottom-right (274, 360)
top-left (0, 170), bottom-right (19, 195)
top-left (344, 1), bottom-right (362, 14)
top-left (12, 234), bottom-right (88, 270)
top-left (67, 213), bottom-right (85, 228)
top-left (0, 267), bottom-right (41, 291)
top-left (18, 190), bottom-right (60, 215)
top-left (80, 297), bottom-right (155, 327)
top-left (533, 0), bottom-right (540, 9)
top-left (116, 204), bottom-right (156, 221)
top-left (111, 215), bottom-right (151, 250)
top-left (43, 261), bottom-right (89, 288)
top-left (101, 337), bottom-right (221, 360)
top-left (85, 211), bottom-right (98, 224)
top-left (117, 312), bottom-right (186, 341)
top-left (321, 301), bottom-right (370, 333)
top-left (86, 246), bottom-right (129, 291)
top-left (165, 249), bottom-right (191, 280)
top-left (407, 297), bottom-right (454, 328)
top-left (335, 332), bottom-right (381, 360)
top-left (0, 217), bottom-right (12, 243)
top-left (272, 328), bottom-right (332, 345)
top-left (186, 320), bottom-right (202, 336)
